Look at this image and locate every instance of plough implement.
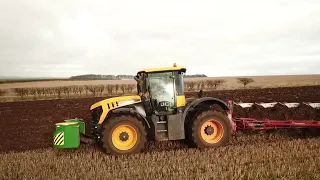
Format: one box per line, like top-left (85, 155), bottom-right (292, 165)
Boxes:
top-left (228, 101), bottom-right (320, 131)
top-left (52, 64), bottom-right (320, 155)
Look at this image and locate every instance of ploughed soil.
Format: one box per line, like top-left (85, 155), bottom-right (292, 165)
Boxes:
top-left (0, 85), bottom-right (320, 153)
top-left (233, 102), bottom-right (320, 120)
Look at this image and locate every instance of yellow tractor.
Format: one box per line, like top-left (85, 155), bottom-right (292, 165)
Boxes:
top-left (53, 65), bottom-right (233, 155)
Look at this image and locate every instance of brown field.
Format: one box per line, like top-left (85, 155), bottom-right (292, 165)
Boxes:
top-left (1, 76), bottom-right (320, 179)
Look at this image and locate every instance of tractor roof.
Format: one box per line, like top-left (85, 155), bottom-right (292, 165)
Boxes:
top-left (138, 66), bottom-right (186, 73)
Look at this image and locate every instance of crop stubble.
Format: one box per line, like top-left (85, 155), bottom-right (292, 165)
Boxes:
top-left (1, 133), bottom-right (320, 179)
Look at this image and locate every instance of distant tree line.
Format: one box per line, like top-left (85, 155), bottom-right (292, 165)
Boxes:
top-left (0, 78), bottom-right (67, 84)
top-left (69, 74), bottom-right (207, 80)
top-left (69, 74), bottom-right (134, 80)
top-left (184, 74), bottom-right (207, 78)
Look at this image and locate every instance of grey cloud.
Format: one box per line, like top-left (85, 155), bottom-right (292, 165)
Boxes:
top-left (0, 0), bottom-right (320, 77)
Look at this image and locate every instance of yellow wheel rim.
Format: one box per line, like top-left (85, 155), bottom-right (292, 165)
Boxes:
top-left (111, 125), bottom-right (138, 151)
top-left (200, 120), bottom-right (224, 144)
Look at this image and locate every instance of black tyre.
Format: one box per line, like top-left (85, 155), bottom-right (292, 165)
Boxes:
top-left (100, 114), bottom-right (147, 155)
top-left (186, 110), bottom-right (232, 148)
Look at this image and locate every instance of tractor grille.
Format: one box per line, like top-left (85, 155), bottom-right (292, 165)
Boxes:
top-left (91, 106), bottom-right (102, 124)
top-left (91, 106), bottom-right (102, 139)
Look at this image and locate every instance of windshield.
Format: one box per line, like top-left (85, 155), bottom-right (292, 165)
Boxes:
top-left (148, 72), bottom-right (175, 113)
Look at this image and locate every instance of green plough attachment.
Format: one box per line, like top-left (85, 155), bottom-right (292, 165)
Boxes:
top-left (53, 119), bottom-right (85, 149)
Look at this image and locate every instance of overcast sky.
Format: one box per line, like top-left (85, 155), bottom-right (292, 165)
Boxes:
top-left (0, 0), bottom-right (320, 77)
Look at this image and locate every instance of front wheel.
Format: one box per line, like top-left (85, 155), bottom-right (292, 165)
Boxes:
top-left (186, 110), bottom-right (232, 148)
top-left (100, 114), bottom-right (147, 155)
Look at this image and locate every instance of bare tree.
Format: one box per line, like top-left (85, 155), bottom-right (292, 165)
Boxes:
top-left (29, 88), bottom-right (37, 99)
top-left (237, 78), bottom-right (255, 87)
top-left (45, 88), bottom-right (55, 97)
top-left (188, 81), bottom-right (196, 91)
top-left (200, 80), bottom-right (205, 89)
top-left (106, 85), bottom-right (114, 95)
top-left (55, 87), bottom-right (63, 99)
top-left (12, 88), bottom-right (29, 99)
top-left (120, 84), bottom-right (126, 94)
top-left (114, 84), bottom-right (119, 94)
top-left (0, 89), bottom-right (7, 96)
top-left (84, 85), bottom-right (90, 96)
top-left (184, 83), bottom-right (189, 91)
top-left (36, 88), bottom-right (44, 97)
top-left (196, 81), bottom-right (201, 90)
top-left (87, 85), bottom-right (98, 97)
top-left (205, 80), bottom-right (214, 89)
top-left (78, 86), bottom-right (84, 96)
top-left (127, 84), bottom-right (134, 93)
top-left (212, 79), bottom-right (226, 89)
top-left (72, 86), bottom-right (79, 95)
top-left (62, 86), bottom-right (72, 97)
top-left (96, 85), bottom-right (105, 96)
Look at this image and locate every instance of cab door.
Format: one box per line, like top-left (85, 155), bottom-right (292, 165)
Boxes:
top-left (148, 72), bottom-right (176, 114)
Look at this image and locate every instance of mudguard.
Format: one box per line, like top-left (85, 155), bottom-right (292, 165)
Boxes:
top-left (90, 95), bottom-right (142, 124)
top-left (111, 106), bottom-right (151, 128)
top-left (182, 97), bottom-right (230, 121)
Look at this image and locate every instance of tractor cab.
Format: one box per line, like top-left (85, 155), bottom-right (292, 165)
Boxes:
top-left (134, 64), bottom-right (186, 115)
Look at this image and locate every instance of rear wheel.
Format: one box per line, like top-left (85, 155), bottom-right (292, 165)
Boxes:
top-left (186, 110), bottom-right (232, 148)
top-left (100, 114), bottom-right (147, 155)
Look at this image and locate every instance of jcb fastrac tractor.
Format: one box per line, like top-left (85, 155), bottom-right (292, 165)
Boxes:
top-left (53, 64), bottom-right (234, 155)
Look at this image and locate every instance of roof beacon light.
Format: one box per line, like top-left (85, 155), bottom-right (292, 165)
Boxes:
top-left (173, 63), bottom-right (177, 67)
